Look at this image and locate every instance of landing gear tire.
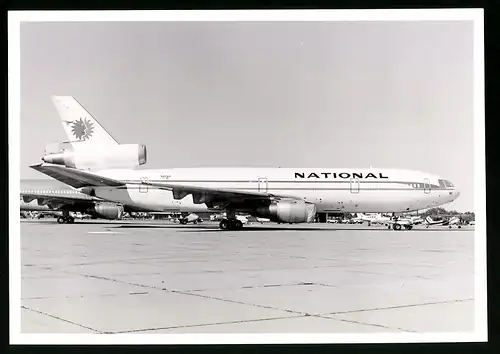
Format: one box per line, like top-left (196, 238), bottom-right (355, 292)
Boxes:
top-left (458, 225), bottom-right (462, 229)
top-left (234, 220), bottom-right (243, 230)
top-left (57, 216), bottom-right (75, 224)
top-left (393, 223), bottom-right (402, 231)
top-left (219, 219), bottom-right (229, 230)
top-left (404, 225), bottom-right (413, 230)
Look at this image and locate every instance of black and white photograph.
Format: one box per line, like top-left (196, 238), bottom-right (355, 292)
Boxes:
top-left (8, 9), bottom-right (486, 344)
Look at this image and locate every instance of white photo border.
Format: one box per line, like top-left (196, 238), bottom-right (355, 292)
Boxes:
top-left (8, 9), bottom-right (486, 345)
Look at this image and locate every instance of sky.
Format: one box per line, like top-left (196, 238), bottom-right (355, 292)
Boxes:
top-left (19, 20), bottom-right (475, 212)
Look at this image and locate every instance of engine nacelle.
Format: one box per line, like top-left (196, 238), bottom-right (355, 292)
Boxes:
top-left (92, 202), bottom-right (124, 220)
top-left (42, 144), bottom-right (147, 169)
top-left (255, 199), bottom-right (316, 224)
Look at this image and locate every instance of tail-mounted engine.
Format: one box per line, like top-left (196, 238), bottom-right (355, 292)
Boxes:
top-left (42, 144), bottom-right (147, 169)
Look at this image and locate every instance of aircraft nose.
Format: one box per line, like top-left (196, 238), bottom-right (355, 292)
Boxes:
top-left (446, 184), bottom-right (460, 200)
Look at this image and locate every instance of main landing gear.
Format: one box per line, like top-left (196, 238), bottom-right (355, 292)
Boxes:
top-left (389, 223), bottom-right (413, 231)
top-left (218, 208), bottom-right (244, 231)
top-left (219, 218), bottom-right (243, 230)
top-left (57, 211), bottom-right (75, 224)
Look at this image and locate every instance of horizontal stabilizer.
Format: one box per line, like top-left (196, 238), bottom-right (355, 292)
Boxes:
top-left (30, 164), bottom-right (125, 189)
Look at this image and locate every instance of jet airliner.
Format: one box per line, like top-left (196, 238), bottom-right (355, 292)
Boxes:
top-left (30, 96), bottom-right (461, 231)
top-left (20, 178), bottom-right (207, 223)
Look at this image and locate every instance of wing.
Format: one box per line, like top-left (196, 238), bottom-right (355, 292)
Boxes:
top-left (142, 180), bottom-right (300, 208)
top-left (20, 192), bottom-right (101, 211)
top-left (30, 164), bottom-right (125, 188)
top-left (21, 192), bottom-right (96, 204)
top-left (30, 164), bottom-right (300, 209)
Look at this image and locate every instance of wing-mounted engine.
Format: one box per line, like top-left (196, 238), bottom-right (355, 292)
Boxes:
top-left (41, 144), bottom-right (147, 170)
top-left (255, 199), bottom-right (316, 223)
top-left (91, 202), bottom-right (124, 220)
top-left (22, 195), bottom-right (35, 203)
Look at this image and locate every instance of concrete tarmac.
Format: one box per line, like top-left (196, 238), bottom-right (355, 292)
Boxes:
top-left (20, 219), bottom-right (475, 334)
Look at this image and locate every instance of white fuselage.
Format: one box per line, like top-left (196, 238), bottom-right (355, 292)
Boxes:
top-left (85, 168), bottom-right (460, 215)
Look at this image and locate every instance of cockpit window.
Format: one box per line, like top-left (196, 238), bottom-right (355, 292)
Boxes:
top-left (439, 179), bottom-right (454, 188)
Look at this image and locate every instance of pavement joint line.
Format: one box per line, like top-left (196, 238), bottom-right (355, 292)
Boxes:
top-left (63, 272), bottom-right (305, 315)
top-left (107, 315), bottom-right (305, 334)
top-left (22, 292), bottom-right (140, 300)
top-left (74, 272), bottom-right (167, 291)
top-left (186, 282), bottom-right (330, 292)
top-left (170, 289), bottom-right (303, 314)
top-left (344, 269), bottom-right (433, 280)
top-left (322, 298), bottom-right (474, 315)
top-left (51, 271), bottom-right (339, 312)
top-left (21, 305), bottom-right (103, 333)
top-left (312, 314), bottom-right (416, 333)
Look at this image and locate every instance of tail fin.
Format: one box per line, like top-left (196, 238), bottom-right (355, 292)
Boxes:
top-left (51, 96), bottom-right (118, 152)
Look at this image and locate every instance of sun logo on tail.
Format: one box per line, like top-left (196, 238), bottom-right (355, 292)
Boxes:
top-left (70, 117), bottom-right (94, 141)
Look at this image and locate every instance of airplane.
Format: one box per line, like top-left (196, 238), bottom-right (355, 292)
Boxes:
top-left (356, 213), bottom-right (391, 226)
top-left (20, 179), bottom-right (207, 224)
top-left (211, 213), bottom-right (249, 224)
top-left (398, 214), bottom-right (424, 225)
top-left (20, 178), bottom-right (136, 223)
top-left (446, 216), bottom-right (462, 228)
top-left (31, 162), bottom-right (460, 231)
top-left (359, 213), bottom-right (421, 230)
top-left (235, 215), bottom-right (249, 224)
top-left (355, 213), bottom-right (426, 230)
top-left (424, 215), bottom-right (462, 228)
top-left (29, 96), bottom-right (461, 231)
top-left (177, 213), bottom-right (204, 225)
top-left (256, 217), bottom-right (271, 223)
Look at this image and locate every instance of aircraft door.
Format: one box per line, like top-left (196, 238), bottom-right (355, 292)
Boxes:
top-left (257, 177), bottom-right (268, 192)
top-left (350, 178), bottom-right (360, 194)
top-left (139, 177), bottom-right (149, 193)
top-left (424, 178), bottom-right (431, 194)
